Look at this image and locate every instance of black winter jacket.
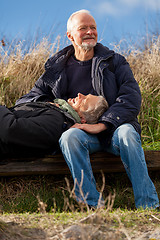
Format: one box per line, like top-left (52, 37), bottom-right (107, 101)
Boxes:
top-left (16, 43), bottom-right (141, 146)
top-left (0, 102), bottom-right (74, 158)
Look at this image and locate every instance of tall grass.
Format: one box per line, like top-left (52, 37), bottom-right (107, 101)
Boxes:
top-left (0, 35), bottom-right (160, 146)
top-left (0, 37), bottom-right (60, 106)
top-left (126, 36), bottom-right (160, 146)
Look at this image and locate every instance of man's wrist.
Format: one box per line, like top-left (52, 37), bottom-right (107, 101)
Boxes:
top-left (98, 121), bottom-right (114, 133)
top-left (97, 123), bottom-right (107, 131)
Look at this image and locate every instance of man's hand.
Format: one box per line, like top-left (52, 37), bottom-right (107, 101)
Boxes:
top-left (70, 123), bottom-right (107, 134)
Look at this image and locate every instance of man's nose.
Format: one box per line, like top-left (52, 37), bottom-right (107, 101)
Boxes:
top-left (86, 27), bottom-right (94, 35)
top-left (87, 27), bottom-right (94, 35)
top-left (78, 93), bottom-right (85, 99)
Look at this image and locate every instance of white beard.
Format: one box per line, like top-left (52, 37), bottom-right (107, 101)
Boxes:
top-left (74, 36), bottom-right (97, 51)
top-left (80, 41), bottom-right (96, 51)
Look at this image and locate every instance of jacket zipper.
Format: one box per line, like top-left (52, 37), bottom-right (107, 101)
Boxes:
top-left (93, 54), bottom-right (114, 96)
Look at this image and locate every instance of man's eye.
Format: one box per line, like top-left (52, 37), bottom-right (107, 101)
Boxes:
top-left (80, 27), bottom-right (87, 30)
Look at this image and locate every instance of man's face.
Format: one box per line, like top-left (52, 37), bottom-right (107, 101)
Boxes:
top-left (68, 13), bottom-right (98, 51)
top-left (68, 93), bottom-right (98, 118)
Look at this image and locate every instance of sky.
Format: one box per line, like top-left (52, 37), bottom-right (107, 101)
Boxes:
top-left (1, 0), bottom-right (160, 50)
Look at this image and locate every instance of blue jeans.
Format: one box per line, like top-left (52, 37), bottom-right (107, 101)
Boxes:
top-left (59, 124), bottom-right (159, 209)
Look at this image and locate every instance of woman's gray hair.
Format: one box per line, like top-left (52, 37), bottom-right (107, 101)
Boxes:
top-left (81, 96), bottom-right (109, 124)
top-left (67, 9), bottom-right (91, 33)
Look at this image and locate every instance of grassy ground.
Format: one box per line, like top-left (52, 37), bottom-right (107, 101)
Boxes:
top-left (0, 202), bottom-right (160, 239)
top-left (0, 171), bottom-right (160, 239)
top-left (0, 171), bottom-right (160, 213)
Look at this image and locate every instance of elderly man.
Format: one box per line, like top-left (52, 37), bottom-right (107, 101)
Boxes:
top-left (16, 10), bottom-right (159, 209)
top-left (0, 93), bottom-right (108, 158)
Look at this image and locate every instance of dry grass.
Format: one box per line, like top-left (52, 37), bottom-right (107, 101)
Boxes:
top-left (0, 172), bottom-right (159, 239)
top-left (0, 37), bottom-right (60, 106)
top-left (0, 207), bottom-right (160, 239)
top-left (0, 172), bottom-right (160, 239)
top-left (0, 171), bottom-right (160, 214)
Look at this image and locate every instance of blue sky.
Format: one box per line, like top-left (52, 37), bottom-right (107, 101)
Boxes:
top-left (1, 0), bottom-right (160, 50)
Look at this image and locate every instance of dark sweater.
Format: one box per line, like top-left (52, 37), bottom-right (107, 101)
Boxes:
top-left (65, 55), bottom-right (96, 98)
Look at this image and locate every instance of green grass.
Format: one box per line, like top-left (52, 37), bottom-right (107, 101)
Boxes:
top-left (143, 141), bottom-right (160, 150)
top-left (0, 208), bottom-right (160, 240)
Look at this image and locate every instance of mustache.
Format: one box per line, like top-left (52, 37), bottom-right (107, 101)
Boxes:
top-left (82, 35), bottom-right (96, 40)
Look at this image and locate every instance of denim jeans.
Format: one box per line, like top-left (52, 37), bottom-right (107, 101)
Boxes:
top-left (59, 124), bottom-right (159, 209)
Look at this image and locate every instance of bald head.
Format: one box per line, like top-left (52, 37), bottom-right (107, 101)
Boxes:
top-left (67, 9), bottom-right (95, 33)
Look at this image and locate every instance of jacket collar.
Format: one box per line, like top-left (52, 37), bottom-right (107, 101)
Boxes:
top-left (45, 45), bottom-right (74, 73)
top-left (94, 43), bottom-right (114, 58)
top-left (45, 43), bottom-right (114, 73)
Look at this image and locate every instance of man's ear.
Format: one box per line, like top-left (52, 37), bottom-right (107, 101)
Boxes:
top-left (67, 32), bottom-right (74, 42)
top-left (80, 116), bottom-right (87, 124)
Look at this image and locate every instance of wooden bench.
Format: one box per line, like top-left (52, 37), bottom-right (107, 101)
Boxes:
top-left (0, 151), bottom-right (159, 176)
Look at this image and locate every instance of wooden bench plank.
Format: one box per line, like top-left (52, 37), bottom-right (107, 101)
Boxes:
top-left (0, 151), bottom-right (159, 176)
